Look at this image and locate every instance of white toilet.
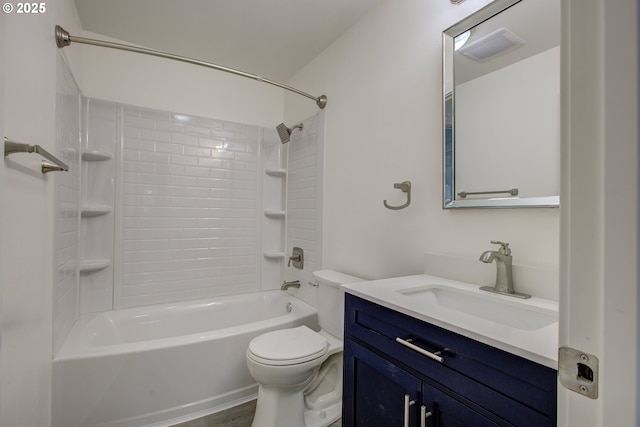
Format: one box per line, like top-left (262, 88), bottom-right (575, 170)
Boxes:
top-left (246, 270), bottom-right (363, 427)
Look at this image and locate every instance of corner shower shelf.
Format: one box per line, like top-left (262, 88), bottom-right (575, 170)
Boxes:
top-left (79, 259), bottom-right (111, 274)
top-left (265, 168), bottom-right (287, 177)
top-left (82, 150), bottom-right (112, 161)
top-left (264, 210), bottom-right (286, 218)
top-left (81, 205), bottom-right (112, 218)
top-left (61, 259), bottom-right (111, 274)
top-left (263, 251), bottom-right (285, 260)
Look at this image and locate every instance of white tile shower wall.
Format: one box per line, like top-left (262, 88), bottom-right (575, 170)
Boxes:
top-left (284, 112), bottom-right (324, 306)
top-left (53, 55), bottom-right (81, 354)
top-left (115, 104), bottom-right (263, 308)
top-left (80, 98), bottom-right (117, 314)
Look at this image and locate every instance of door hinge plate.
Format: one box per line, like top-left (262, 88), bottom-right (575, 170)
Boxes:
top-left (558, 347), bottom-right (599, 399)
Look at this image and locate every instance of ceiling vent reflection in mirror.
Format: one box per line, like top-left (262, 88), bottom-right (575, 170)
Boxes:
top-left (458, 27), bottom-right (525, 61)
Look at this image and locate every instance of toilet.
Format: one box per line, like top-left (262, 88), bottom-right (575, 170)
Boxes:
top-left (246, 270), bottom-right (363, 427)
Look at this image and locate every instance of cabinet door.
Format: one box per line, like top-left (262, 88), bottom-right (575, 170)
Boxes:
top-left (421, 381), bottom-right (507, 427)
top-left (344, 339), bottom-right (421, 427)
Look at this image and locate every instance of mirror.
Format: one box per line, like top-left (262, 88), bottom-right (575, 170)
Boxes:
top-left (443, 0), bottom-right (560, 208)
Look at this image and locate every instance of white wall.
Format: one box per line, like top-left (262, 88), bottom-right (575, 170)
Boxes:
top-left (2, 12), bottom-right (57, 427)
top-left (284, 0), bottom-right (560, 300)
top-left (79, 31), bottom-right (285, 129)
top-left (1, 0), bottom-right (83, 425)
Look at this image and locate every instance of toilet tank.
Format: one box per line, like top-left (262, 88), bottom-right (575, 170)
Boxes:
top-left (312, 270), bottom-right (364, 339)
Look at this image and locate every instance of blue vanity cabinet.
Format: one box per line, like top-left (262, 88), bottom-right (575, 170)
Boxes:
top-left (343, 294), bottom-right (557, 427)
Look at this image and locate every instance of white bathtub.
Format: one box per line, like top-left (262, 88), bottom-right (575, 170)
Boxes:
top-left (53, 291), bottom-right (319, 427)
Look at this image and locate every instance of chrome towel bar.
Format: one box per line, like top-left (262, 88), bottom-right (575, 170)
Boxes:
top-left (4, 137), bottom-right (69, 174)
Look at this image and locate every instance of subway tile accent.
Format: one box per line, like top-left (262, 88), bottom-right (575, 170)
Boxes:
top-left (116, 105), bottom-right (262, 307)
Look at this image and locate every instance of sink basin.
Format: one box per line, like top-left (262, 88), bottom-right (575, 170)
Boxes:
top-left (396, 285), bottom-right (557, 331)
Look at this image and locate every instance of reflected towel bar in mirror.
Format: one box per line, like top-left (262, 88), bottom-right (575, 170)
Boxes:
top-left (4, 137), bottom-right (69, 174)
top-left (457, 188), bottom-right (518, 198)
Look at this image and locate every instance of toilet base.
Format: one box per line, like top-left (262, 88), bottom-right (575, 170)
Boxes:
top-left (250, 385), bottom-right (341, 427)
top-left (251, 384), bottom-right (307, 427)
top-left (304, 400), bottom-right (341, 427)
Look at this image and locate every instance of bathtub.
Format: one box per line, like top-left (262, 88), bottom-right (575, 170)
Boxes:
top-left (53, 290), bottom-right (319, 427)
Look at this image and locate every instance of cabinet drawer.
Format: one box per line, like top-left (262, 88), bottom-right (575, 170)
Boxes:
top-left (345, 294), bottom-right (557, 425)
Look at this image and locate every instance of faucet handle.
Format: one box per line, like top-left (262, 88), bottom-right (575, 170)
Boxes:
top-left (490, 240), bottom-right (511, 255)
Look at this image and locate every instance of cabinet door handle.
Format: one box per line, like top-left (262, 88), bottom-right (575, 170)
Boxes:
top-left (396, 337), bottom-right (445, 363)
top-left (420, 405), bottom-right (433, 427)
top-left (404, 394), bottom-right (415, 427)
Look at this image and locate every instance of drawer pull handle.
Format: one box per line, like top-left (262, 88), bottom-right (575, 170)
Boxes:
top-left (404, 394), bottom-right (415, 427)
top-left (396, 337), bottom-right (445, 363)
top-left (421, 405), bottom-right (433, 427)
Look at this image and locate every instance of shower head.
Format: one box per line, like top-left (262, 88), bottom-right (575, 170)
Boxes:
top-left (276, 122), bottom-right (303, 144)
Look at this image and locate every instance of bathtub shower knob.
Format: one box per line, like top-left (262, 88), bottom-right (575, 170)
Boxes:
top-left (288, 247), bottom-right (304, 269)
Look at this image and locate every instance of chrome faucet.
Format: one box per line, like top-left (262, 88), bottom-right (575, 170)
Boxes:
top-left (479, 241), bottom-right (531, 299)
top-left (281, 280), bottom-right (301, 291)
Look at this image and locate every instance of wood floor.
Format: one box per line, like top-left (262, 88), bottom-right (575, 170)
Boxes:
top-left (171, 400), bottom-right (256, 427)
top-left (171, 400), bottom-right (341, 427)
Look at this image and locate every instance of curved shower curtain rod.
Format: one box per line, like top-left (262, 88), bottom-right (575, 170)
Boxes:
top-left (54, 25), bottom-right (327, 110)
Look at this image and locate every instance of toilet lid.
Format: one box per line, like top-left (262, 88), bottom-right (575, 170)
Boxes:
top-left (248, 325), bottom-right (329, 366)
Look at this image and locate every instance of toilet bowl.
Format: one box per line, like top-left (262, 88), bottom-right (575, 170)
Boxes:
top-left (246, 270), bottom-right (363, 427)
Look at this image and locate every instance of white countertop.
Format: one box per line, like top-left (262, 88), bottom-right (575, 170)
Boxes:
top-left (342, 274), bottom-right (559, 369)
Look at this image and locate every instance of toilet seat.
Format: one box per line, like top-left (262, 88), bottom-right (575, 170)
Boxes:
top-left (248, 325), bottom-right (329, 366)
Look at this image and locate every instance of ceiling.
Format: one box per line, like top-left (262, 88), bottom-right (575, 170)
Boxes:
top-left (74, 0), bottom-right (386, 82)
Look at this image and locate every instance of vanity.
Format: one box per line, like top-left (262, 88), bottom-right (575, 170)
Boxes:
top-left (341, 275), bottom-right (558, 426)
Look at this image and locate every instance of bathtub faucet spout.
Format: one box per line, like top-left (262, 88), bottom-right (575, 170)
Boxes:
top-left (281, 280), bottom-right (301, 291)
